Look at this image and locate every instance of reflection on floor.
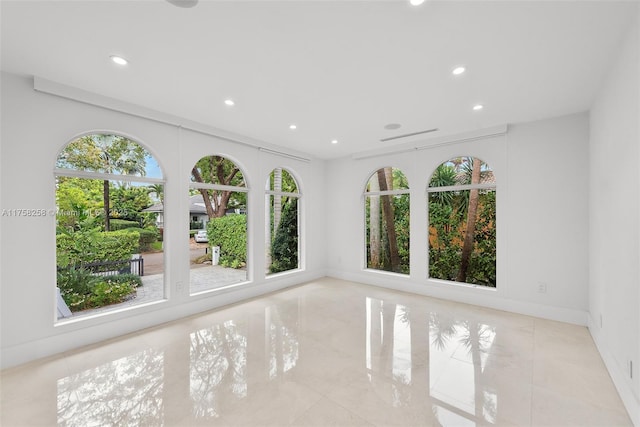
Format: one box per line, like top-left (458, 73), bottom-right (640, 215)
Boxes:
top-left (1, 278), bottom-right (632, 426)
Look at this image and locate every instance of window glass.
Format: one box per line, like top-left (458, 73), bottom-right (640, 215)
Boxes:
top-left (189, 155), bottom-right (248, 293)
top-left (364, 167), bottom-right (410, 274)
top-left (55, 134), bottom-right (165, 321)
top-left (427, 157), bottom-right (496, 287)
top-left (266, 168), bottom-right (300, 275)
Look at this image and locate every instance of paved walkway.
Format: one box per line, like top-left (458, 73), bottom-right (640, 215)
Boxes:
top-left (62, 265), bottom-right (247, 320)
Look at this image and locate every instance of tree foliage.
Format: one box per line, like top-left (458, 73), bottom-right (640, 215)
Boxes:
top-left (269, 199), bottom-right (299, 273)
top-left (366, 168), bottom-right (410, 274)
top-left (57, 134), bottom-right (147, 175)
top-left (109, 185), bottom-right (153, 223)
top-left (57, 134), bottom-right (148, 231)
top-left (191, 156), bottom-right (246, 218)
top-left (428, 157), bottom-right (496, 287)
top-left (56, 177), bottom-right (104, 231)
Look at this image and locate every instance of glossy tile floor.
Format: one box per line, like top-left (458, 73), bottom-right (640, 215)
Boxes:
top-left (1, 278), bottom-right (632, 426)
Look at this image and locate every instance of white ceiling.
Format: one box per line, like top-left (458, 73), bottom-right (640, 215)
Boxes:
top-left (1, 0), bottom-right (636, 159)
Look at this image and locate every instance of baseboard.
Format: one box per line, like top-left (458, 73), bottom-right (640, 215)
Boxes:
top-left (326, 269), bottom-right (588, 325)
top-left (588, 314), bottom-right (640, 427)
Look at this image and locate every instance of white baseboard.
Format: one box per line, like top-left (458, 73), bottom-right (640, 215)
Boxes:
top-left (326, 269), bottom-right (588, 325)
top-left (588, 314), bottom-right (640, 427)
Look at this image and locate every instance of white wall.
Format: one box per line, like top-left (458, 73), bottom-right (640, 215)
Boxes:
top-left (326, 112), bottom-right (590, 324)
top-left (589, 8), bottom-right (640, 425)
top-left (0, 72), bottom-right (327, 369)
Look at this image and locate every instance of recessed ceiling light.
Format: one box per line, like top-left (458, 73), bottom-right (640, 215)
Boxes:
top-left (409, 0), bottom-right (425, 5)
top-left (224, 99), bottom-right (235, 106)
top-left (473, 104), bottom-right (484, 111)
top-left (289, 124), bottom-right (297, 130)
top-left (331, 139), bottom-right (338, 144)
top-left (384, 123), bottom-right (401, 130)
top-left (110, 55), bottom-right (128, 66)
top-left (452, 66), bottom-right (466, 75)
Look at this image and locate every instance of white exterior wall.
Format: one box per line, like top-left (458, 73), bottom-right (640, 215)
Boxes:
top-left (326, 112), bottom-right (589, 324)
top-left (589, 8), bottom-right (640, 425)
top-left (0, 73), bottom-right (327, 369)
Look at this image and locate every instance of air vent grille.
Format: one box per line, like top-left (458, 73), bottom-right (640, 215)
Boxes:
top-left (380, 128), bottom-right (438, 142)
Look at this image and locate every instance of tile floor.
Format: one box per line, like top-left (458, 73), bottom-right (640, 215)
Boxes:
top-left (1, 277), bottom-right (633, 426)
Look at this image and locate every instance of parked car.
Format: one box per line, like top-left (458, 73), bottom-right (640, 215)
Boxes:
top-left (194, 230), bottom-right (208, 243)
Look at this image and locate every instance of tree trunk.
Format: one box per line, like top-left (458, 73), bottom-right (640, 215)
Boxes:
top-left (103, 179), bottom-right (110, 231)
top-left (457, 158), bottom-right (481, 282)
top-left (469, 322), bottom-right (483, 419)
top-left (192, 166), bottom-right (215, 218)
top-left (369, 176), bottom-right (381, 269)
top-left (378, 168), bottom-right (400, 272)
top-left (273, 168), bottom-right (282, 234)
top-left (381, 302), bottom-right (396, 377)
top-left (192, 164), bottom-right (237, 219)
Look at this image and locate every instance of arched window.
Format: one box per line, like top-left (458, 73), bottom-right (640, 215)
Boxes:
top-left (427, 156), bottom-right (496, 287)
top-left (189, 155), bottom-right (248, 293)
top-left (55, 134), bottom-right (165, 321)
top-left (364, 167), bottom-right (410, 274)
top-left (265, 168), bottom-right (300, 275)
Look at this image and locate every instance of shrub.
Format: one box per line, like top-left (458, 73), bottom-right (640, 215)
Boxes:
top-left (123, 227), bottom-right (158, 252)
top-left (105, 273), bottom-right (143, 288)
top-left (207, 214), bottom-right (246, 268)
top-left (87, 280), bottom-right (136, 307)
top-left (57, 270), bottom-right (139, 311)
top-left (57, 266), bottom-right (99, 298)
top-left (56, 230), bottom-right (139, 267)
top-left (109, 219), bottom-right (140, 231)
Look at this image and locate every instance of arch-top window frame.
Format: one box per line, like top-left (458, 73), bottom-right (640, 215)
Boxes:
top-left (265, 167), bottom-right (302, 275)
top-left (55, 134), bottom-right (165, 185)
top-left (426, 156), bottom-right (497, 288)
top-left (188, 154), bottom-right (249, 294)
top-left (363, 166), bottom-right (411, 275)
top-left (54, 132), bottom-right (166, 322)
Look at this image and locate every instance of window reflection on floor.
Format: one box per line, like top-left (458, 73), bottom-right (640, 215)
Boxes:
top-left (189, 320), bottom-right (248, 419)
top-left (28, 281), bottom-right (624, 426)
top-left (57, 349), bottom-right (164, 426)
top-left (267, 304), bottom-right (299, 380)
top-left (365, 297), bottom-right (412, 408)
top-left (366, 296), bottom-right (498, 425)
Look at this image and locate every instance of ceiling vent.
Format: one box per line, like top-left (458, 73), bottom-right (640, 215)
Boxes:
top-left (380, 128), bottom-right (438, 142)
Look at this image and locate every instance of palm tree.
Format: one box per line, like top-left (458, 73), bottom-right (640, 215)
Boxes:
top-left (368, 174), bottom-right (381, 269)
top-left (456, 157), bottom-right (482, 282)
top-left (377, 167), bottom-right (401, 272)
top-left (147, 184), bottom-right (164, 204)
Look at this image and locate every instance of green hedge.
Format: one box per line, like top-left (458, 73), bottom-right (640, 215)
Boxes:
top-left (207, 214), bottom-right (246, 268)
top-left (109, 219), bottom-right (140, 230)
top-left (123, 227), bottom-right (158, 252)
top-left (57, 230), bottom-right (139, 267)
